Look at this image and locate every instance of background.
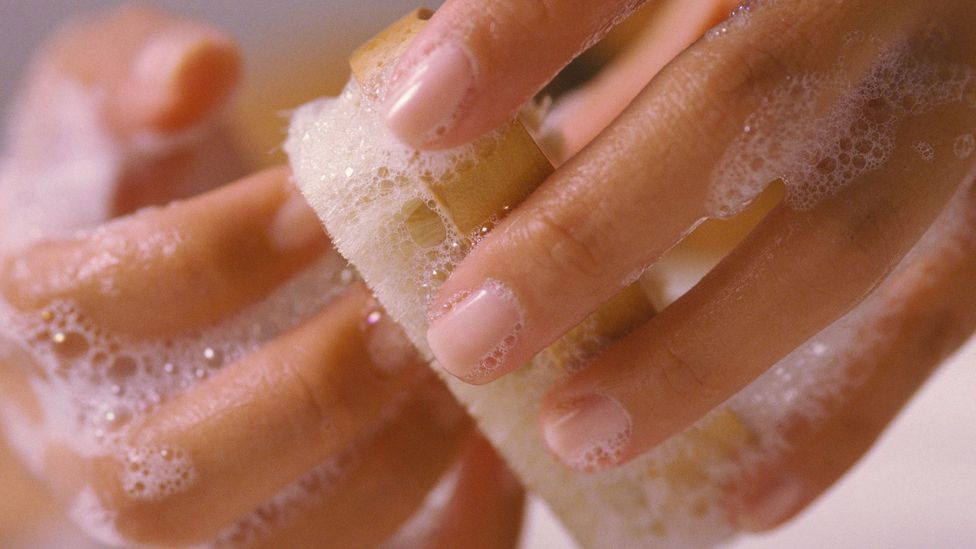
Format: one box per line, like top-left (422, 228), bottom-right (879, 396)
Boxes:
top-left (1, 1), bottom-right (973, 547)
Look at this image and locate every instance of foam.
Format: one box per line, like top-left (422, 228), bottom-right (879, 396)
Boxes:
top-left (0, 252), bottom-right (354, 542)
top-left (913, 140), bottom-right (936, 162)
top-left (121, 446), bottom-right (196, 501)
top-left (0, 44), bottom-right (368, 548)
top-left (708, 37), bottom-right (974, 215)
top-left (69, 486), bottom-right (125, 548)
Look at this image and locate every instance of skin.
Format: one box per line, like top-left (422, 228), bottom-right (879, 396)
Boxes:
top-left (394, 0), bottom-right (976, 529)
top-left (0, 7), bottom-right (523, 547)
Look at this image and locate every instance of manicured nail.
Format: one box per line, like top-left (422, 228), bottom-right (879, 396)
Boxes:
top-left (119, 25), bottom-right (237, 132)
top-left (269, 187), bottom-right (325, 252)
top-left (361, 300), bottom-right (419, 377)
top-left (426, 280), bottom-right (522, 383)
top-left (384, 42), bottom-right (476, 147)
top-left (736, 476), bottom-right (805, 532)
top-left (541, 393), bottom-right (632, 473)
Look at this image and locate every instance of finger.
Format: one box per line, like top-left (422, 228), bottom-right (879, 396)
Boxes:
top-left (542, 0), bottom-right (740, 162)
top-left (46, 284), bottom-right (429, 545)
top-left (1, 167), bottom-right (328, 337)
top-left (385, 433), bottom-right (524, 549)
top-left (3, 6), bottom-right (245, 239)
top-left (43, 5), bottom-right (240, 136)
top-left (727, 180), bottom-right (976, 531)
top-left (381, 0), bottom-right (650, 149)
top-left (540, 96), bottom-right (976, 472)
top-left (426, 0), bottom-right (973, 383)
top-left (234, 380), bottom-right (471, 549)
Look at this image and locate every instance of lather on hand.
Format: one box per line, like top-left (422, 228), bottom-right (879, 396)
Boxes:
top-left (0, 6), bottom-right (523, 547)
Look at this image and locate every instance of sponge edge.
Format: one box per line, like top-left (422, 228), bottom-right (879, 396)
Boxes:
top-left (284, 10), bottom-right (851, 549)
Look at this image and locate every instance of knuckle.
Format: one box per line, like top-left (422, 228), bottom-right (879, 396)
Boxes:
top-left (660, 340), bottom-right (721, 402)
top-left (524, 211), bottom-right (605, 285)
top-left (284, 358), bottom-right (333, 429)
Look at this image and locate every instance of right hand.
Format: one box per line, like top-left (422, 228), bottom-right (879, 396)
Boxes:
top-left (0, 6), bottom-right (523, 547)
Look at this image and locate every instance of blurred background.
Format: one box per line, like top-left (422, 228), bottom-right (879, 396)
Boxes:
top-left (1, 1), bottom-right (973, 547)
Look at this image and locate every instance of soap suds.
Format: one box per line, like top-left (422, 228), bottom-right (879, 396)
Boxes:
top-left (708, 36), bottom-right (973, 215)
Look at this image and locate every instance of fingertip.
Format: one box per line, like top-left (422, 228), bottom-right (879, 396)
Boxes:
top-left (383, 40), bottom-right (478, 149)
top-left (360, 295), bottom-right (423, 377)
top-left (425, 280), bottom-right (524, 384)
top-left (539, 391), bottom-right (633, 473)
top-left (112, 23), bottom-right (240, 135)
top-left (728, 475), bottom-right (807, 533)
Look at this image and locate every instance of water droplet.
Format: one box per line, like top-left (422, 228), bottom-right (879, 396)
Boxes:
top-left (365, 311), bottom-right (382, 325)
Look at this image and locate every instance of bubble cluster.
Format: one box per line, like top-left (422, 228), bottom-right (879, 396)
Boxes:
top-left (122, 446), bottom-right (195, 500)
top-left (913, 140), bottom-right (936, 162)
top-left (0, 251), bottom-right (353, 543)
top-left (709, 41), bottom-right (974, 215)
top-left (569, 430), bottom-right (632, 475)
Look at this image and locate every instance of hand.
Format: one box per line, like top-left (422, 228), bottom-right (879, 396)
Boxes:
top-left (0, 6), bottom-right (523, 547)
top-left (387, 0), bottom-right (976, 531)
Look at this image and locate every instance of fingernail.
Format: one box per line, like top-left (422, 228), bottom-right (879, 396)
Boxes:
top-left (269, 187), bottom-right (325, 252)
top-left (121, 25), bottom-right (237, 132)
top-left (426, 280), bottom-right (522, 383)
top-left (361, 299), bottom-right (420, 377)
top-left (735, 476), bottom-right (805, 532)
top-left (541, 393), bottom-right (632, 473)
top-left (384, 42), bottom-right (476, 147)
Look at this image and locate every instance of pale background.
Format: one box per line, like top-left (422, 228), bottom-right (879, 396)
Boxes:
top-left (0, 1), bottom-right (973, 548)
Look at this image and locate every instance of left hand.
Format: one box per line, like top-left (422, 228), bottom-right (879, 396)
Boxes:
top-left (385, 0), bottom-right (976, 530)
top-left (0, 7), bottom-right (524, 547)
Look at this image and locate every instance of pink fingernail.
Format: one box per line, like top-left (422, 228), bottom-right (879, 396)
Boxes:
top-left (120, 25), bottom-right (236, 132)
top-left (127, 28), bottom-right (212, 114)
top-left (541, 394), bottom-right (632, 473)
top-left (736, 476), bottom-right (805, 532)
top-left (384, 42), bottom-right (476, 147)
top-left (269, 188), bottom-right (324, 252)
top-left (426, 280), bottom-right (522, 383)
top-left (360, 300), bottom-right (419, 377)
